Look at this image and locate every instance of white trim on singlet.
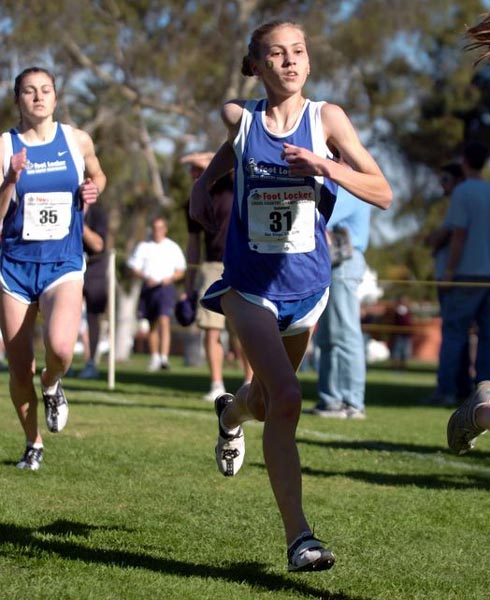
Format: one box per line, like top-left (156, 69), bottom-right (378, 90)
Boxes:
top-left (234, 99), bottom-right (258, 155)
top-left (2, 131), bottom-right (13, 176)
top-left (2, 123), bottom-right (84, 185)
top-left (260, 98), bottom-right (310, 138)
top-left (233, 99), bottom-right (333, 218)
top-left (233, 99), bottom-right (258, 220)
top-left (308, 100), bottom-right (333, 186)
top-left (1, 131), bottom-right (17, 207)
top-left (60, 123), bottom-right (84, 184)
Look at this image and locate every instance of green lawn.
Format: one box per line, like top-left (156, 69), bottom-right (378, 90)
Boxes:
top-left (1, 356), bottom-right (489, 600)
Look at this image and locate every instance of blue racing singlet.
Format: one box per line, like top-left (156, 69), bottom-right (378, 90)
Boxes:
top-left (1, 123), bottom-right (85, 263)
top-left (222, 98), bottom-right (337, 301)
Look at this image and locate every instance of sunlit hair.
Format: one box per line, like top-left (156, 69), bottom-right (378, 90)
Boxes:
top-left (14, 67), bottom-right (57, 101)
top-left (466, 13), bottom-right (490, 65)
top-left (241, 20), bottom-right (306, 77)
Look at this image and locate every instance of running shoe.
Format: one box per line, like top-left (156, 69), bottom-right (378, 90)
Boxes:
top-left (215, 393), bottom-right (245, 477)
top-left (77, 362), bottom-right (99, 380)
top-left (447, 381), bottom-right (490, 455)
top-left (42, 380), bottom-right (69, 433)
top-left (16, 446), bottom-right (44, 471)
top-left (147, 355), bottom-right (162, 372)
top-left (287, 532), bottom-right (335, 572)
top-left (303, 406), bottom-right (348, 419)
top-left (345, 406), bottom-right (367, 420)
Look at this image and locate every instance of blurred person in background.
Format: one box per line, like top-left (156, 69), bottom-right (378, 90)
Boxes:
top-left (390, 294), bottom-right (413, 370)
top-left (424, 162), bottom-right (474, 405)
top-left (181, 153), bottom-right (252, 401)
top-left (304, 186), bottom-right (371, 419)
top-left (77, 202), bottom-right (109, 379)
top-left (127, 215), bottom-right (186, 371)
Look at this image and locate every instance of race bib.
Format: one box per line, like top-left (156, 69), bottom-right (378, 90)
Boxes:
top-left (247, 186), bottom-right (316, 253)
top-left (22, 191), bottom-right (72, 241)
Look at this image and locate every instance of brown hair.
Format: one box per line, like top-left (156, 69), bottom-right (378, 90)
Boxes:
top-left (241, 20), bottom-right (306, 77)
top-left (466, 13), bottom-right (490, 65)
top-left (463, 140), bottom-right (489, 170)
top-left (14, 67), bottom-right (57, 101)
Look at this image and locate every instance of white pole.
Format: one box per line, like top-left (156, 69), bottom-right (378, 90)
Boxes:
top-left (108, 249), bottom-right (116, 390)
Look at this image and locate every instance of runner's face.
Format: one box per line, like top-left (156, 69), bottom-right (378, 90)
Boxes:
top-left (256, 25), bottom-right (309, 94)
top-left (17, 73), bottom-right (57, 122)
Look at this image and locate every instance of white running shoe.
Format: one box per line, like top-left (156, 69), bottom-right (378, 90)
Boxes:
top-left (447, 381), bottom-right (490, 454)
top-left (287, 532), bottom-right (335, 572)
top-left (42, 380), bottom-right (69, 433)
top-left (17, 446), bottom-right (44, 471)
top-left (215, 393), bottom-right (245, 477)
top-left (345, 406), bottom-right (366, 420)
top-left (303, 406), bottom-right (348, 419)
top-left (147, 355), bottom-right (161, 372)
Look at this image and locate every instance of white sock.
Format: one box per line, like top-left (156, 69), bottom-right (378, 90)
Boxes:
top-left (41, 368), bottom-right (59, 394)
top-left (28, 442), bottom-right (43, 450)
top-left (42, 381), bottom-right (59, 395)
top-left (160, 354), bottom-right (168, 363)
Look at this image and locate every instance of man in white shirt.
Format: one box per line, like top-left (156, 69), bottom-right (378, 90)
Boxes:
top-left (127, 216), bottom-right (186, 370)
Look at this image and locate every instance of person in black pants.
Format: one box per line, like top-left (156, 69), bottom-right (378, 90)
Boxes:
top-left (78, 203), bottom-right (109, 379)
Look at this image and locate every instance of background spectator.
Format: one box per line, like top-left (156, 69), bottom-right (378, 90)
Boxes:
top-left (391, 294), bottom-right (413, 370)
top-left (77, 202), bottom-right (109, 379)
top-left (305, 186), bottom-right (372, 419)
top-left (182, 153), bottom-right (252, 401)
top-left (127, 216), bottom-right (186, 371)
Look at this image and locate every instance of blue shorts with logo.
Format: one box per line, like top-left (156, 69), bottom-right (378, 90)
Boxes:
top-left (0, 253), bottom-right (84, 304)
top-left (201, 281), bottom-right (330, 337)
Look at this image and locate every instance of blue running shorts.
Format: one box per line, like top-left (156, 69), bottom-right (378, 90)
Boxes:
top-left (0, 254), bottom-right (84, 304)
top-left (202, 281), bottom-right (330, 337)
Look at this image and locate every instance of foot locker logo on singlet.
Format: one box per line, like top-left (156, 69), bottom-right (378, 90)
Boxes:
top-left (22, 191), bottom-right (72, 241)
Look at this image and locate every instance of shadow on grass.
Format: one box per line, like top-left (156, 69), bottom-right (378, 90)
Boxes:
top-left (367, 362), bottom-right (437, 375)
top-left (67, 398), bottom-right (213, 414)
top-left (0, 520), bottom-right (370, 600)
top-left (59, 366), bottom-right (436, 409)
top-left (63, 370), bottom-right (248, 399)
top-left (62, 371), bottom-right (211, 396)
top-left (60, 370), bottom-right (250, 410)
top-left (290, 438), bottom-right (490, 490)
top-left (297, 437), bottom-right (490, 461)
top-left (301, 465), bottom-right (490, 490)
top-left (66, 370), bottom-right (436, 411)
top-left (250, 456), bottom-right (490, 490)
top-left (301, 379), bottom-right (435, 408)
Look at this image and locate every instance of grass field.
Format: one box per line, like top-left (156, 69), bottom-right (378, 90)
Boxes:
top-left (1, 355), bottom-right (489, 600)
